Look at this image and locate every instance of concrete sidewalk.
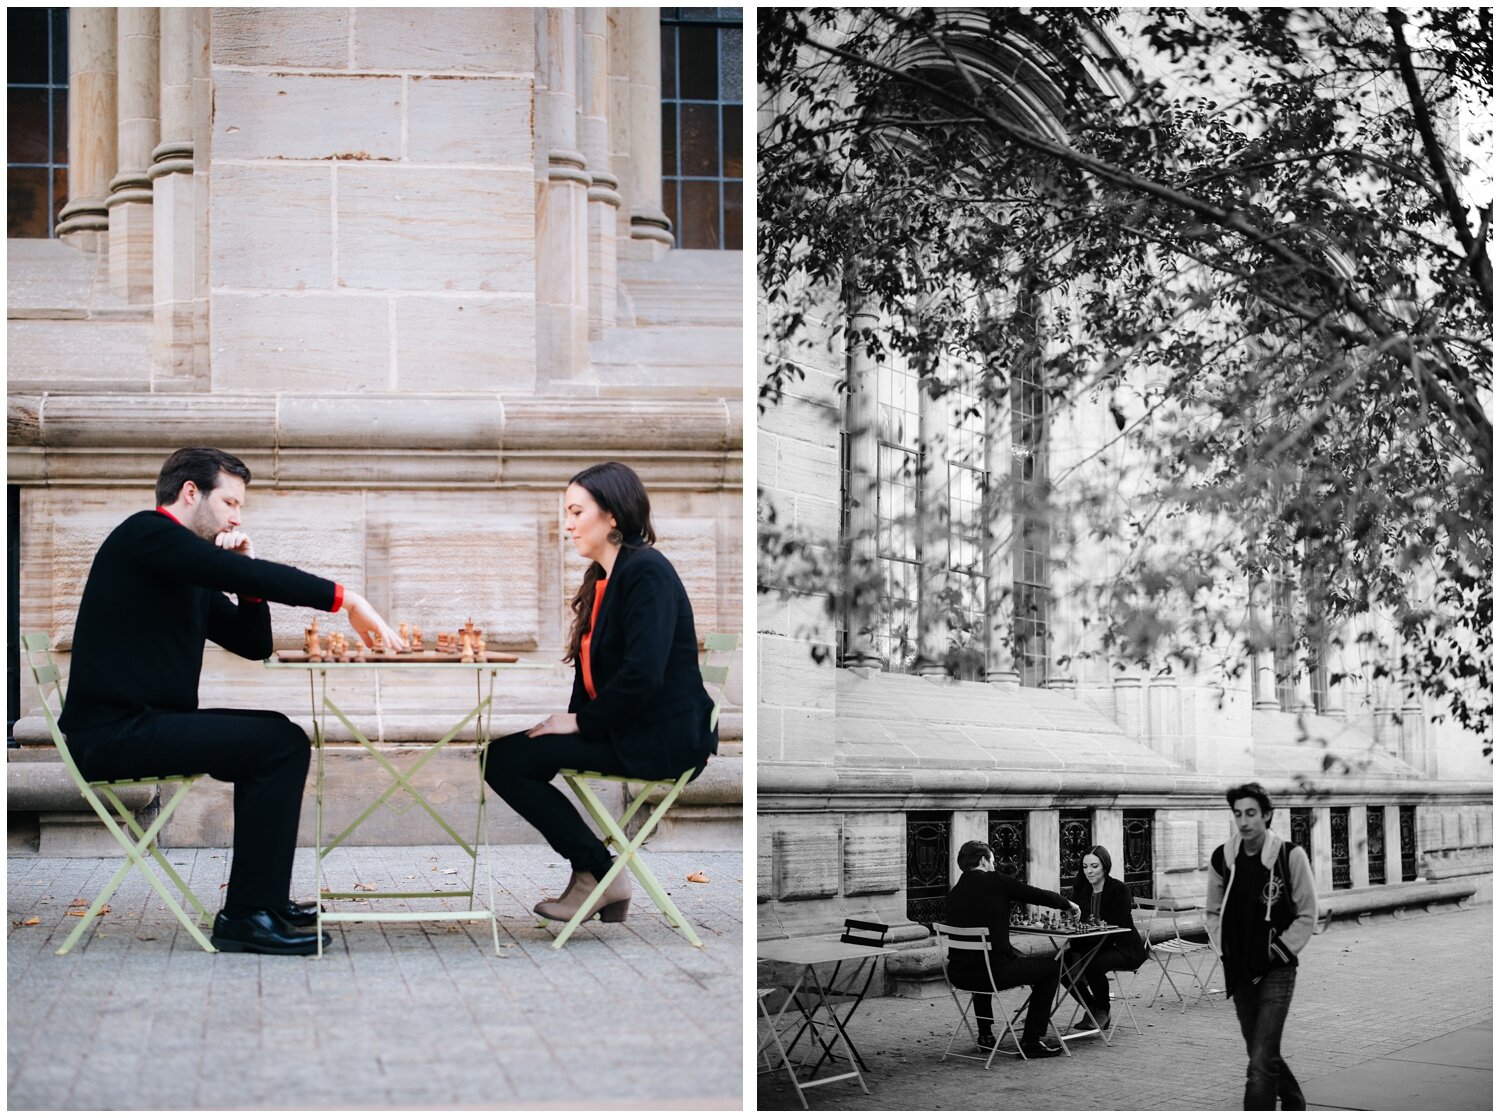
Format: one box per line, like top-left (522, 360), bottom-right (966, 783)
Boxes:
top-left (757, 903), bottom-right (1491, 1111)
top-left (8, 845), bottom-right (742, 1109)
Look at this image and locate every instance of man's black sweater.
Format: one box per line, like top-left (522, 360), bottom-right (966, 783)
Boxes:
top-left (60, 510), bottom-right (338, 736)
top-left (946, 868), bottom-right (1072, 960)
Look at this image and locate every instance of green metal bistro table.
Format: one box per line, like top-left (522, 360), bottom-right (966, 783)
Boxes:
top-left (264, 655), bottom-right (552, 956)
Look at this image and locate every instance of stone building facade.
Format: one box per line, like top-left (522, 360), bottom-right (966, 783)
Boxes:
top-left (757, 12), bottom-right (1491, 962)
top-left (8, 7), bottom-right (744, 853)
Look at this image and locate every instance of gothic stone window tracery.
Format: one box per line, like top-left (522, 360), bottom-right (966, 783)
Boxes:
top-left (1058, 809), bottom-right (1092, 895)
top-left (905, 810), bottom-right (949, 928)
top-left (1122, 810), bottom-right (1155, 900)
top-left (1399, 805), bottom-right (1417, 881)
top-left (1366, 806), bottom-right (1386, 885)
top-left (1330, 806), bottom-right (1351, 889)
top-left (988, 810), bottom-right (1029, 923)
top-left (1288, 807), bottom-right (1312, 864)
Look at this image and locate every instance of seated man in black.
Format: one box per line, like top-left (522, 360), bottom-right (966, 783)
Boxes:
top-left (60, 446), bottom-right (403, 955)
top-left (945, 839), bottom-right (1084, 1059)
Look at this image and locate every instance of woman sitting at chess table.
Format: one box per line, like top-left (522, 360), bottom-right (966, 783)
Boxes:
top-left (1063, 846), bottom-right (1148, 1031)
top-left (483, 461), bottom-right (717, 925)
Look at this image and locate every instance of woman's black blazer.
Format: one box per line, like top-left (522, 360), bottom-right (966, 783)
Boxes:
top-left (567, 542), bottom-right (717, 779)
top-left (1070, 875), bottom-right (1149, 969)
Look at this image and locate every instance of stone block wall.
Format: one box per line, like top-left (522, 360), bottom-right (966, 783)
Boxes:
top-left (209, 7), bottom-right (538, 395)
top-left (757, 288), bottom-right (845, 768)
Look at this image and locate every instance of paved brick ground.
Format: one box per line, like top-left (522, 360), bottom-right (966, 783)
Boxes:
top-left (8, 845), bottom-right (742, 1109)
top-left (757, 903), bottom-right (1491, 1111)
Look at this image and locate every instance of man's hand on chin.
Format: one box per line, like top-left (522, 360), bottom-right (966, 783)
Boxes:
top-left (214, 530), bottom-right (255, 559)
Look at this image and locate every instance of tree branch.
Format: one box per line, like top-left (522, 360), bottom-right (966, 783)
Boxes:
top-left (1385, 9), bottom-right (1493, 305)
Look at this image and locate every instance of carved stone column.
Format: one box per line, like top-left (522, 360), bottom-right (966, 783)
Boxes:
top-left (1319, 618), bottom-right (1349, 718)
top-left (56, 8), bottom-right (118, 249)
top-left (108, 7), bottom-right (158, 301)
top-left (915, 320), bottom-right (949, 677)
top-left (982, 306), bottom-right (1019, 687)
top-left (606, 9), bottom-right (634, 235)
top-left (1249, 577), bottom-right (1280, 710)
top-left (842, 285), bottom-right (882, 669)
top-left (535, 8), bottom-right (590, 384)
top-left (579, 8), bottom-right (619, 337)
top-left (624, 7), bottom-right (672, 254)
top-left (149, 7), bottom-right (206, 387)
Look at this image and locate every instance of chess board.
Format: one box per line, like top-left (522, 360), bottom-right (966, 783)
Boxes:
top-left (275, 649), bottom-right (519, 664)
top-left (1010, 918), bottom-right (1114, 935)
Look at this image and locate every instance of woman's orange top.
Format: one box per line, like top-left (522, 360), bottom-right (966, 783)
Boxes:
top-left (580, 577), bottom-right (608, 699)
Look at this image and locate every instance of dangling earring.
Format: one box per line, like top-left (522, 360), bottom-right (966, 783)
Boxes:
top-left (607, 527), bottom-right (624, 546)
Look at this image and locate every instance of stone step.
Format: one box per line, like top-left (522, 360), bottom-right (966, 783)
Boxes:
top-left (617, 249), bottom-right (742, 327)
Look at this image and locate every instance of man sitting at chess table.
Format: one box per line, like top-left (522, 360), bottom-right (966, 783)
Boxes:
top-left (59, 446), bottom-right (404, 955)
top-left (945, 839), bottom-right (1089, 1059)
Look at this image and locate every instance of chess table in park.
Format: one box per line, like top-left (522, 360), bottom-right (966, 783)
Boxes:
top-left (264, 648), bottom-right (553, 956)
top-left (1008, 918), bottom-right (1133, 1054)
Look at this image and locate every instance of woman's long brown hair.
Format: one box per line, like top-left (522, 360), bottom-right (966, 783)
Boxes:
top-left (563, 462), bottom-right (656, 664)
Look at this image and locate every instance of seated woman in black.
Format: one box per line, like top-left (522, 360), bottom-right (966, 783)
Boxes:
top-left (484, 461), bottom-right (717, 925)
top-left (1066, 845), bottom-right (1148, 1029)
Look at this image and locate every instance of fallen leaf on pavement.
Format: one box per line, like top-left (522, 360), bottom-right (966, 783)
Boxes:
top-left (353, 882), bottom-right (378, 891)
top-left (19, 917), bottom-right (40, 926)
top-left (686, 871), bottom-right (710, 883)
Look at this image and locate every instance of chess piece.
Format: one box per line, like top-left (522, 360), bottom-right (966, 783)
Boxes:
top-left (411, 626), bottom-right (423, 652)
top-left (308, 630), bottom-right (323, 663)
top-left (459, 629), bottom-right (475, 663)
top-left (399, 622), bottom-right (410, 648)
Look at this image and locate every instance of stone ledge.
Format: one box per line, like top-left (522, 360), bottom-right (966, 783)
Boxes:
top-left (757, 761), bottom-right (1495, 805)
top-left (7, 760), bottom-right (156, 812)
top-left (9, 393), bottom-right (743, 489)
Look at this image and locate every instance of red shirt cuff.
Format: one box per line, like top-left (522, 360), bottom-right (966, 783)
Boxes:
top-left (242, 596), bottom-right (263, 604)
top-left (330, 583), bottom-right (345, 612)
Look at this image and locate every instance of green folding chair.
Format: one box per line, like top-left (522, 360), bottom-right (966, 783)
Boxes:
top-left (547, 631), bottom-right (739, 949)
top-left (21, 633), bottom-right (216, 955)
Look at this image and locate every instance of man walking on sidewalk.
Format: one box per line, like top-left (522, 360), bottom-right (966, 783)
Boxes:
top-left (1206, 782), bottom-right (1318, 1110)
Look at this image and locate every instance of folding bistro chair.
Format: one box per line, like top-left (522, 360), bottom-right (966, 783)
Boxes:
top-left (1135, 891), bottom-right (1217, 1010)
top-left (934, 923), bottom-right (1030, 1068)
top-left (21, 633), bottom-right (216, 955)
top-left (546, 632), bottom-right (739, 949)
top-left (784, 918), bottom-right (890, 1074)
top-left (1062, 956), bottom-right (1141, 1043)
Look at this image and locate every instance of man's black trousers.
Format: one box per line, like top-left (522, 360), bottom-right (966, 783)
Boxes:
top-left (71, 708), bottom-right (310, 912)
top-left (959, 953), bottom-right (1072, 1044)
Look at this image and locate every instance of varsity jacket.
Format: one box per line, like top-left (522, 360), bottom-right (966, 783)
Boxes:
top-left (1205, 828), bottom-right (1318, 992)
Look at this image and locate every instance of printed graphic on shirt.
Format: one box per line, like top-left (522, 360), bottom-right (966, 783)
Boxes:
top-left (1260, 872), bottom-right (1284, 908)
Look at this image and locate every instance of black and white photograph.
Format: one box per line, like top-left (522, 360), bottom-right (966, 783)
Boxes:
top-left (754, 7), bottom-right (1491, 1110)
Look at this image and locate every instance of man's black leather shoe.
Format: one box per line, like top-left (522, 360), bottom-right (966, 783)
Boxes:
top-left (278, 899), bottom-right (323, 928)
top-left (211, 910), bottom-right (329, 955)
top-left (1019, 1039), bottom-right (1063, 1059)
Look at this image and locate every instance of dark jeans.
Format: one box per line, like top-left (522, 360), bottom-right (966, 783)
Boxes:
top-left (1066, 944), bottom-right (1139, 1011)
top-left (72, 708), bottom-right (310, 912)
top-left (1233, 966), bottom-right (1305, 1111)
top-left (964, 953), bottom-right (1076, 1044)
top-left (482, 730), bottom-right (624, 881)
